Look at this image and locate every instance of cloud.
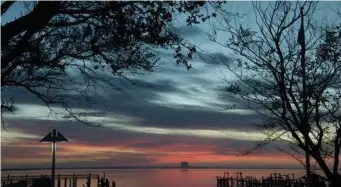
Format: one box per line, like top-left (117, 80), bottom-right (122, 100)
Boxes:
top-left (3, 65), bottom-right (262, 131)
top-left (177, 25), bottom-right (203, 37)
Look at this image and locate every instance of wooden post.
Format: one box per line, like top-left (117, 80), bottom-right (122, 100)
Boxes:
top-left (69, 177), bottom-right (72, 187)
top-left (87, 173), bottom-right (91, 187)
top-left (237, 172), bottom-right (242, 187)
top-left (74, 177), bottom-right (77, 187)
top-left (72, 173), bottom-right (75, 187)
top-left (25, 174), bottom-right (28, 187)
top-left (97, 175), bottom-right (100, 187)
top-left (112, 181), bottom-right (115, 187)
top-left (57, 174), bottom-right (61, 187)
top-left (64, 177), bottom-right (67, 187)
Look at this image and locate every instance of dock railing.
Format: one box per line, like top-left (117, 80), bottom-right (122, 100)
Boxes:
top-left (1, 173), bottom-right (115, 187)
top-left (217, 172), bottom-right (312, 187)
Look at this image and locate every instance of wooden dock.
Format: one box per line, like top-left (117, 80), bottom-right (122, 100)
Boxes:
top-left (1, 173), bottom-right (116, 187)
top-left (216, 172), bottom-right (326, 187)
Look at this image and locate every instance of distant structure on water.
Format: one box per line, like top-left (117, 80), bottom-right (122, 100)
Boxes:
top-left (180, 161), bottom-right (189, 168)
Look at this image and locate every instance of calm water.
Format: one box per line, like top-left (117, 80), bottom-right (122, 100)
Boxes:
top-left (2, 169), bottom-right (308, 187)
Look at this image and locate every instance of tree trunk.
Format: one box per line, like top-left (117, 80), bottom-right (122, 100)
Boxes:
top-left (311, 149), bottom-right (334, 182)
top-left (333, 147), bottom-right (340, 176)
top-left (330, 128), bottom-right (341, 187)
top-left (305, 138), bottom-right (311, 187)
top-left (333, 128), bottom-right (341, 176)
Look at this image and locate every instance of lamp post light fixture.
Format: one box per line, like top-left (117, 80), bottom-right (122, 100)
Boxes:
top-left (40, 129), bottom-right (68, 187)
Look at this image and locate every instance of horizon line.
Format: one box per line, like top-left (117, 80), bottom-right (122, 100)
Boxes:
top-left (1, 166), bottom-right (312, 172)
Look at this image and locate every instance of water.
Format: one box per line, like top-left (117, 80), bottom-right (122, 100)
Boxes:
top-left (1, 169), bottom-right (308, 187)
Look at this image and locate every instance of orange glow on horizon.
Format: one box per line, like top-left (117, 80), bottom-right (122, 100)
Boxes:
top-left (2, 137), bottom-right (306, 168)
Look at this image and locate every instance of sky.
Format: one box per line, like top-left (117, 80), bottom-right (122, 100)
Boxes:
top-left (1, 1), bottom-right (340, 169)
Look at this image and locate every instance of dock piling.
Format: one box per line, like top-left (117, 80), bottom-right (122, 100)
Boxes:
top-left (216, 172), bottom-right (314, 187)
top-left (25, 174), bottom-right (28, 187)
top-left (87, 173), bottom-right (91, 187)
top-left (57, 174), bottom-right (61, 187)
top-left (72, 173), bottom-right (75, 187)
top-left (74, 177), bottom-right (78, 187)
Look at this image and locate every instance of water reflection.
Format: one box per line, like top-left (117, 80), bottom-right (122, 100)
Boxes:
top-left (1, 169), bottom-right (310, 187)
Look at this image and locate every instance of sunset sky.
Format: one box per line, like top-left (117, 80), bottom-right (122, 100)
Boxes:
top-left (1, 1), bottom-right (340, 169)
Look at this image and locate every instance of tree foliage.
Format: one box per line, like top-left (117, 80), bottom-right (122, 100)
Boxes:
top-left (1, 1), bottom-right (222, 125)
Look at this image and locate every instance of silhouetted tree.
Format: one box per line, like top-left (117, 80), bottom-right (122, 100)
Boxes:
top-left (1, 1), bottom-right (222, 125)
top-left (207, 1), bottom-right (341, 186)
top-left (318, 24), bottom-right (341, 183)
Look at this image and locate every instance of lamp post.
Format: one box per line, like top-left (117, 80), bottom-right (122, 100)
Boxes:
top-left (40, 129), bottom-right (68, 187)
